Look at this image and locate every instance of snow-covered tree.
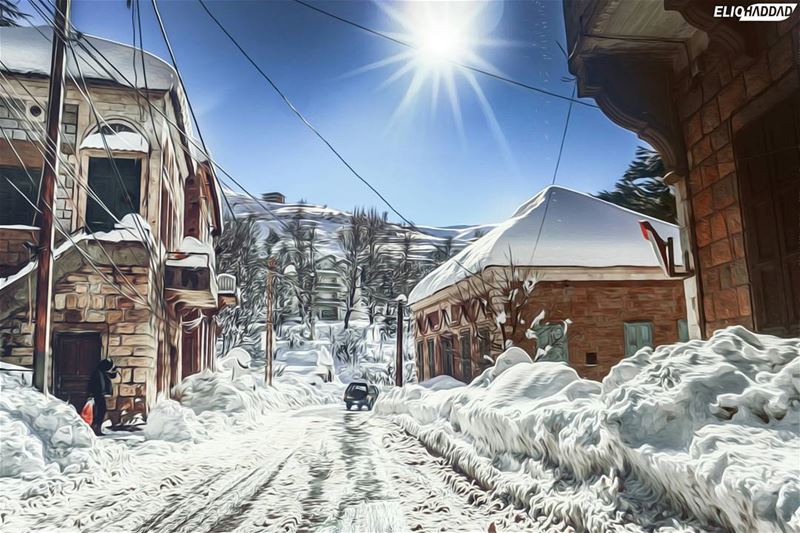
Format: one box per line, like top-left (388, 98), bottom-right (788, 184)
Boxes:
top-left (336, 209), bottom-right (370, 330)
top-left (274, 209), bottom-right (320, 339)
top-left (360, 209), bottom-right (390, 324)
top-left (215, 215), bottom-right (266, 356)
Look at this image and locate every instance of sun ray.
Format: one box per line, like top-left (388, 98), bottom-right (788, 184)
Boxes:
top-left (338, 51), bottom-right (413, 80)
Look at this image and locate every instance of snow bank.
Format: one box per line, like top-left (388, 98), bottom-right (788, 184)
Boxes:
top-left (0, 373), bottom-right (98, 479)
top-left (143, 369), bottom-right (340, 442)
top-left (377, 327), bottom-right (800, 532)
top-left (419, 375), bottom-right (465, 391)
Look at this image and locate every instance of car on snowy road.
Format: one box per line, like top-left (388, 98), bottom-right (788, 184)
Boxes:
top-left (344, 382), bottom-right (379, 411)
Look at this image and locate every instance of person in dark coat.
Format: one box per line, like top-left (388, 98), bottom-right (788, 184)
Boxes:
top-left (87, 359), bottom-right (117, 435)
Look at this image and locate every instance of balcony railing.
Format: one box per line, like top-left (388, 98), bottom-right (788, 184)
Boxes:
top-left (217, 272), bottom-right (236, 294)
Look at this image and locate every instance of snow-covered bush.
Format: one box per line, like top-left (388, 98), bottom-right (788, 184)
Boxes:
top-left (377, 327), bottom-right (800, 532)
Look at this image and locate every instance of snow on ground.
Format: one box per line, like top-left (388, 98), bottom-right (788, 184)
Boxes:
top-left (376, 326), bottom-right (800, 532)
top-left (0, 362), bottom-right (339, 487)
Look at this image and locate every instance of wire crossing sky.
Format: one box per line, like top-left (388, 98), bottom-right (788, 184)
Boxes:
top-left (20, 0), bottom-right (645, 227)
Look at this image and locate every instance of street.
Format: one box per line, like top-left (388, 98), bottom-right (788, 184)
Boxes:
top-left (7, 405), bottom-right (533, 533)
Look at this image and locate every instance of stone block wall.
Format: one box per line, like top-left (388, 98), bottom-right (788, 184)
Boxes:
top-left (0, 244), bottom-right (157, 424)
top-left (672, 25), bottom-right (798, 335)
top-left (0, 227), bottom-right (37, 277)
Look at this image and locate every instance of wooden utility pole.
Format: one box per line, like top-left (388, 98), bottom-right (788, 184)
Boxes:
top-left (33, 0), bottom-right (71, 393)
top-left (395, 295), bottom-right (406, 387)
top-left (265, 257), bottom-right (276, 386)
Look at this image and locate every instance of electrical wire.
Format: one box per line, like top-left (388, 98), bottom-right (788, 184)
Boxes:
top-left (196, 0), bottom-right (415, 227)
top-left (288, 0), bottom-right (599, 109)
top-left (0, 92), bottom-right (155, 308)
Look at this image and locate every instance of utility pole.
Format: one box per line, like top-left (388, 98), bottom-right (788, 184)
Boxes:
top-left (33, 0), bottom-right (71, 393)
top-left (395, 294), bottom-right (406, 387)
top-left (265, 257), bottom-right (276, 386)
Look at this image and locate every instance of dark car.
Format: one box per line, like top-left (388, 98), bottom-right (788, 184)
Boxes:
top-left (344, 382), bottom-right (379, 411)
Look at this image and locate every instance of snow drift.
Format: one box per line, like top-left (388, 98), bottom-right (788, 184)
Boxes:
top-left (0, 373), bottom-right (100, 479)
top-left (377, 327), bottom-right (800, 532)
top-left (143, 369), bottom-right (341, 442)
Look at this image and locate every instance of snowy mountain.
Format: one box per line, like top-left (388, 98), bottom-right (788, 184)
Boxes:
top-left (226, 191), bottom-right (496, 260)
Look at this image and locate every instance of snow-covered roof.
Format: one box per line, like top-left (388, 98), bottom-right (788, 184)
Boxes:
top-left (0, 26), bottom-right (176, 91)
top-left (409, 186), bottom-right (682, 305)
top-left (79, 131), bottom-right (149, 153)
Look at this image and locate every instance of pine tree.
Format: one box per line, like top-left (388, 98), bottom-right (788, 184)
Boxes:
top-left (596, 147), bottom-right (677, 223)
top-left (0, 0), bottom-right (29, 27)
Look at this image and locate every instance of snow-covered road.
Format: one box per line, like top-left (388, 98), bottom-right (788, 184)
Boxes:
top-left (7, 405), bottom-right (534, 533)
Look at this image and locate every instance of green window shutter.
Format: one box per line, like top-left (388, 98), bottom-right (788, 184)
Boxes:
top-left (677, 319), bottom-right (689, 342)
top-left (624, 322), bottom-right (654, 357)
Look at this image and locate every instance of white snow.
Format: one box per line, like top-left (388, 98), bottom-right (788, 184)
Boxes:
top-left (142, 368), bottom-right (341, 442)
top-left (419, 375), bottom-right (466, 391)
top-left (79, 131), bottom-right (149, 153)
top-left (165, 235), bottom-right (215, 268)
top-left (376, 327), bottom-right (800, 531)
top-left (0, 373), bottom-right (99, 479)
top-left (409, 185), bottom-right (683, 304)
top-left (0, 213), bottom-right (153, 293)
top-left (0, 26), bottom-right (176, 91)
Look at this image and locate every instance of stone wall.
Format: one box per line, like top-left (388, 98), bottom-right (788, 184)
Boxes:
top-left (0, 242), bottom-right (157, 424)
top-left (672, 24), bottom-right (798, 335)
top-left (0, 227), bottom-right (37, 277)
top-left (413, 279), bottom-right (686, 383)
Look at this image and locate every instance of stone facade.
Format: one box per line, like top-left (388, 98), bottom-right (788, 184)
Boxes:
top-left (0, 226), bottom-right (37, 277)
top-left (0, 33), bottom-right (227, 423)
top-left (674, 28), bottom-right (798, 334)
top-left (563, 1), bottom-right (799, 339)
top-left (413, 275), bottom-right (686, 383)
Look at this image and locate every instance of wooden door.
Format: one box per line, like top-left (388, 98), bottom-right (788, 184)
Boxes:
top-left (181, 328), bottom-right (198, 379)
top-left (53, 333), bottom-right (101, 410)
top-left (734, 94), bottom-right (800, 337)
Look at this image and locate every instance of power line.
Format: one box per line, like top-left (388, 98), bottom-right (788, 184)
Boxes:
top-left (149, 0), bottom-right (236, 220)
top-left (289, 0), bottom-right (598, 109)
top-left (34, 0), bottom-right (278, 232)
top-left (196, 0), bottom-right (415, 227)
top-left (0, 126), bottom-right (151, 306)
top-left (0, 91), bottom-right (153, 307)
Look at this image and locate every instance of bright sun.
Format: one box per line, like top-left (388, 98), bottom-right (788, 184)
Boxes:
top-left (414, 19), bottom-right (469, 66)
top-left (348, 1), bottom-right (509, 150)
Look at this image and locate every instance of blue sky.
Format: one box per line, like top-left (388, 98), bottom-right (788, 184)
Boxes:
top-left (25, 0), bottom-right (645, 227)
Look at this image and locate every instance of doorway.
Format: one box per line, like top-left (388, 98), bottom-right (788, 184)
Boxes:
top-left (53, 332), bottom-right (102, 410)
top-left (734, 94), bottom-right (800, 337)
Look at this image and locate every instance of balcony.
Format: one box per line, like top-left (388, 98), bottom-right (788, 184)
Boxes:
top-left (164, 237), bottom-right (217, 308)
top-left (217, 272), bottom-right (238, 309)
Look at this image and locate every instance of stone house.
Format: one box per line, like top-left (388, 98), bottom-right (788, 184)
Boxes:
top-left (409, 186), bottom-right (687, 383)
top-left (562, 0), bottom-right (799, 338)
top-left (0, 26), bottom-right (236, 422)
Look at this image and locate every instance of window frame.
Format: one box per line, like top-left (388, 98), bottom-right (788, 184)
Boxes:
top-left (0, 166), bottom-right (40, 226)
top-left (624, 321), bottom-right (654, 357)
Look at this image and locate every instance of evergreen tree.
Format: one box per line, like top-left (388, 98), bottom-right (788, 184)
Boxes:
top-left (596, 147), bottom-right (677, 223)
top-left (0, 0), bottom-right (29, 27)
